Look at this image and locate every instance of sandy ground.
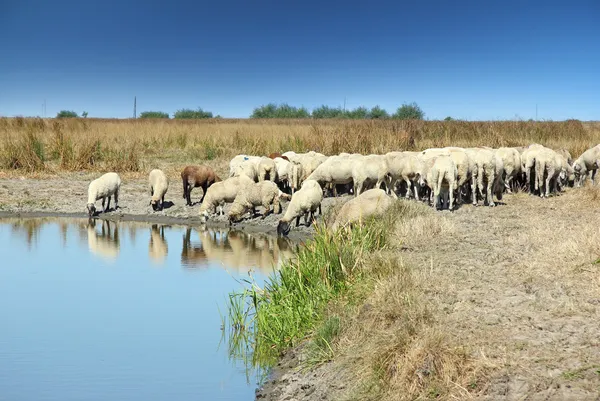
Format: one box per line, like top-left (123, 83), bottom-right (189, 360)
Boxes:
top-left (256, 187), bottom-right (600, 401)
top-left (2, 175), bottom-right (599, 400)
top-left (0, 173), bottom-right (348, 242)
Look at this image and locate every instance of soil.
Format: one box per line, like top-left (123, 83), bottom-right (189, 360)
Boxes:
top-left (255, 188), bottom-right (600, 401)
top-left (2, 174), bottom-right (599, 401)
top-left (0, 173), bottom-right (348, 242)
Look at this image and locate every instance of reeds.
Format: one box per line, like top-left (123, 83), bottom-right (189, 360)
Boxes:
top-left (0, 117), bottom-right (597, 174)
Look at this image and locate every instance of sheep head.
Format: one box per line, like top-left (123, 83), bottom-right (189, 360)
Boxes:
top-left (277, 220), bottom-right (291, 236)
top-left (86, 203), bottom-right (96, 217)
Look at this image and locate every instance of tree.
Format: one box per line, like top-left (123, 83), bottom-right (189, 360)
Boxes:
top-left (444, 116), bottom-right (453, 121)
top-left (82, 111), bottom-right (88, 118)
top-left (344, 106), bottom-right (370, 119)
top-left (311, 105), bottom-right (345, 119)
top-left (56, 110), bottom-right (78, 118)
top-left (139, 111), bottom-right (170, 119)
top-left (369, 105), bottom-right (389, 119)
top-left (174, 108), bottom-right (213, 119)
top-left (251, 103), bottom-right (310, 118)
top-left (392, 102), bottom-right (425, 120)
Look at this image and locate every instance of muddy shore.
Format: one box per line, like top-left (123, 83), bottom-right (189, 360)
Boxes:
top-left (0, 175), bottom-right (349, 243)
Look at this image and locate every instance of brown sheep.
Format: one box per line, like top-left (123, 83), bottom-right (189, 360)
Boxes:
top-left (181, 165), bottom-right (221, 206)
top-left (268, 152), bottom-right (290, 161)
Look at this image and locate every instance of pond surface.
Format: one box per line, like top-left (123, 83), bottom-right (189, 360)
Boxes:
top-left (0, 218), bottom-right (297, 401)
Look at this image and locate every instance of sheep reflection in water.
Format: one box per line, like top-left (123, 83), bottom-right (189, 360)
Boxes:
top-left (148, 224), bottom-right (168, 265)
top-left (86, 219), bottom-right (120, 261)
top-left (181, 227), bottom-right (296, 273)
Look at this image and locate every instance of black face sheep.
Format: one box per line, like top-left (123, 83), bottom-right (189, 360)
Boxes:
top-left (148, 169), bottom-right (169, 211)
top-left (181, 165), bottom-right (221, 206)
top-left (86, 172), bottom-right (121, 217)
top-left (277, 179), bottom-right (323, 236)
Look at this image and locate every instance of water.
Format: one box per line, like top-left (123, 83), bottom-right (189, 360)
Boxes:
top-left (0, 218), bottom-right (297, 401)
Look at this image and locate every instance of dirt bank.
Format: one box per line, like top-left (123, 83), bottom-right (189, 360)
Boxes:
top-left (255, 187), bottom-right (600, 401)
top-left (0, 174), bottom-right (347, 241)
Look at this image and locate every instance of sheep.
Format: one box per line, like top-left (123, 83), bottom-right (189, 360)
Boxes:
top-left (444, 147), bottom-right (474, 203)
top-left (289, 162), bottom-right (304, 195)
top-left (384, 151), bottom-right (424, 200)
top-left (257, 156), bottom-right (277, 182)
top-left (555, 148), bottom-right (573, 166)
top-left (426, 155), bottom-right (458, 210)
top-left (229, 155), bottom-right (261, 177)
top-left (148, 169), bottom-right (169, 211)
top-left (305, 155), bottom-right (355, 197)
top-left (273, 157), bottom-right (291, 190)
top-left (228, 181), bottom-right (291, 223)
top-left (534, 149), bottom-right (562, 198)
top-left (572, 145), bottom-right (600, 187)
top-left (268, 152), bottom-right (289, 161)
top-left (277, 180), bottom-right (323, 236)
top-left (351, 154), bottom-right (388, 196)
top-left (330, 188), bottom-right (394, 231)
top-left (198, 174), bottom-right (255, 222)
top-left (181, 165), bottom-right (221, 206)
top-left (469, 148), bottom-right (504, 207)
top-left (233, 160), bottom-right (259, 182)
top-left (87, 172), bottom-right (121, 216)
top-left (495, 147), bottom-right (522, 193)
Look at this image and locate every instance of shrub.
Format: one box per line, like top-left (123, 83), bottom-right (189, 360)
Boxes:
top-left (174, 108), bottom-right (213, 119)
top-left (392, 102), bottom-right (425, 120)
top-left (56, 110), bottom-right (78, 118)
top-left (311, 105), bottom-right (346, 119)
top-left (139, 111), bottom-right (169, 119)
top-left (251, 103), bottom-right (310, 118)
top-left (370, 105), bottom-right (389, 119)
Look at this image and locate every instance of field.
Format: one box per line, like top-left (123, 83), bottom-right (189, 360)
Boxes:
top-left (1, 118), bottom-right (600, 400)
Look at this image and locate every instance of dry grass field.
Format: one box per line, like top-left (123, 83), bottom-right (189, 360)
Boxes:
top-left (0, 117), bottom-right (598, 177)
top-left (1, 117), bottom-right (599, 400)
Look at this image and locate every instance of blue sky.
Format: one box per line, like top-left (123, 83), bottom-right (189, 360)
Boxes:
top-left (1, 0), bottom-right (599, 120)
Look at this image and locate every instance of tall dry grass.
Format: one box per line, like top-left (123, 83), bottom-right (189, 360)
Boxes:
top-left (0, 117), bottom-right (598, 173)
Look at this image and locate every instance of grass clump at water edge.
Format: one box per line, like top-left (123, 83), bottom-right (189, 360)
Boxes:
top-left (221, 211), bottom-right (397, 370)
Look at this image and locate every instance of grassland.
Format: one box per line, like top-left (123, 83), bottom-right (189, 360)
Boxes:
top-left (1, 117), bottom-right (599, 176)
top-left (1, 117), bottom-right (600, 400)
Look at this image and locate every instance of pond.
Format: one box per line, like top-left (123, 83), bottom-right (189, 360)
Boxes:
top-left (0, 217), bottom-right (298, 401)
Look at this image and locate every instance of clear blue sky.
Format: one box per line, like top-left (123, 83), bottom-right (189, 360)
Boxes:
top-left (1, 0), bottom-right (599, 120)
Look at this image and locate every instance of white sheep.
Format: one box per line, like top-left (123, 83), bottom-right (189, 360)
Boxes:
top-left (198, 174), bottom-right (255, 222)
top-left (258, 157), bottom-right (277, 182)
top-left (533, 149), bottom-right (560, 198)
top-left (273, 157), bottom-right (291, 188)
top-left (305, 155), bottom-right (356, 197)
top-left (469, 148), bottom-right (504, 207)
top-left (233, 159), bottom-right (259, 182)
top-left (289, 161), bottom-right (304, 195)
top-left (384, 151), bottom-right (424, 200)
top-left (427, 155), bottom-right (458, 210)
top-left (148, 169), bottom-right (169, 211)
top-left (87, 172), bottom-right (121, 216)
top-left (572, 145), bottom-right (600, 187)
top-left (495, 147), bottom-right (522, 193)
top-left (352, 154), bottom-right (388, 196)
top-left (228, 181), bottom-right (291, 223)
top-left (444, 147), bottom-right (474, 204)
top-left (229, 155), bottom-right (261, 177)
top-left (276, 179), bottom-right (323, 236)
top-left (330, 188), bottom-right (394, 231)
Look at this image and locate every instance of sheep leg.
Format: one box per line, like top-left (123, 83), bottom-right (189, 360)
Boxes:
top-left (471, 174), bottom-right (478, 206)
top-left (200, 184), bottom-right (207, 204)
top-left (160, 195), bottom-right (165, 210)
top-left (113, 190), bottom-right (119, 210)
top-left (318, 204), bottom-right (322, 215)
top-left (149, 185), bottom-right (154, 196)
top-left (296, 215), bottom-right (301, 227)
top-left (101, 197), bottom-right (106, 209)
top-left (449, 182), bottom-right (455, 211)
top-left (487, 171), bottom-right (495, 207)
top-left (105, 196), bottom-right (111, 212)
top-left (545, 167), bottom-right (555, 198)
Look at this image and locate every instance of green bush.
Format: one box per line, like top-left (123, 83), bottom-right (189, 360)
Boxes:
top-left (56, 110), bottom-right (78, 118)
top-left (392, 102), bottom-right (425, 120)
top-left (311, 105), bottom-right (346, 119)
top-left (251, 103), bottom-right (310, 118)
top-left (139, 111), bottom-right (170, 119)
top-left (173, 108), bottom-right (213, 119)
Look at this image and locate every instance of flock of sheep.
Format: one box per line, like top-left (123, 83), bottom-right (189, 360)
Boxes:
top-left (85, 143), bottom-right (600, 236)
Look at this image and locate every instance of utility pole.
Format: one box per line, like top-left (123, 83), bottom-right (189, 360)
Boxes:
top-left (343, 97), bottom-right (346, 113)
top-left (133, 96), bottom-right (137, 118)
top-left (535, 104), bottom-right (538, 121)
